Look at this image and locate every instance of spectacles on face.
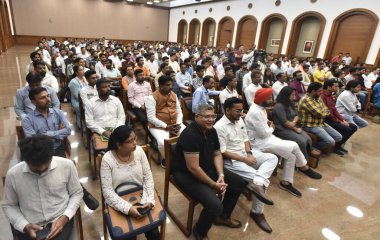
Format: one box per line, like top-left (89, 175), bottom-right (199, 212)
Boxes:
top-left (123, 136), bottom-right (137, 144)
top-left (198, 114), bottom-right (217, 120)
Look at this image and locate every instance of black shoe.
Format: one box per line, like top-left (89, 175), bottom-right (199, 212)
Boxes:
top-left (250, 212), bottom-right (272, 233)
top-left (278, 182), bottom-right (302, 197)
top-left (193, 225), bottom-right (208, 240)
top-left (161, 159), bottom-right (166, 169)
top-left (213, 217), bottom-right (242, 228)
top-left (246, 183), bottom-right (274, 205)
top-left (337, 146), bottom-right (348, 153)
top-left (82, 187), bottom-right (99, 210)
top-left (298, 167), bottom-right (322, 180)
top-left (334, 148), bottom-right (345, 156)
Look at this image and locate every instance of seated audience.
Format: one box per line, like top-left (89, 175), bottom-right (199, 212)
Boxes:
top-left (85, 80), bottom-right (126, 138)
top-left (219, 77), bottom-right (239, 105)
top-left (313, 62), bottom-right (327, 84)
top-left (33, 60), bottom-right (59, 93)
top-left (173, 104), bottom-right (245, 240)
top-left (168, 70), bottom-right (182, 100)
top-left (320, 79), bottom-right (358, 154)
top-left (68, 65), bottom-right (88, 129)
top-left (175, 62), bottom-right (193, 93)
top-left (336, 80), bottom-right (368, 129)
top-left (219, 66), bottom-right (234, 89)
top-left (215, 97), bottom-right (278, 233)
top-left (235, 62), bottom-right (249, 94)
top-left (272, 86), bottom-right (319, 160)
top-left (192, 76), bottom-right (221, 113)
top-left (154, 63), bottom-right (170, 89)
top-left (121, 65), bottom-right (135, 90)
top-left (79, 70), bottom-right (98, 107)
top-left (246, 88), bottom-right (321, 197)
top-left (103, 59), bottom-right (122, 82)
top-left (298, 82), bottom-right (343, 152)
top-left (272, 73), bottom-right (288, 100)
top-left (134, 56), bottom-right (151, 78)
top-left (262, 68), bottom-right (275, 88)
top-left (192, 65), bottom-right (205, 90)
top-left (244, 70), bottom-right (263, 107)
top-left (100, 125), bottom-right (160, 240)
top-left (15, 72), bottom-right (60, 120)
top-left (145, 75), bottom-right (186, 167)
top-left (2, 135), bottom-right (83, 240)
top-left (289, 70), bottom-right (306, 101)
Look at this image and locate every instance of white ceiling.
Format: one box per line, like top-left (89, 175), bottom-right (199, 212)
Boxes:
top-left (119, 0), bottom-right (223, 8)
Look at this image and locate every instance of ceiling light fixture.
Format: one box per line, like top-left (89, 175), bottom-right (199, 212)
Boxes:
top-left (147, 1), bottom-right (153, 4)
top-left (154, 0), bottom-right (160, 3)
top-left (127, 0), bottom-right (133, 2)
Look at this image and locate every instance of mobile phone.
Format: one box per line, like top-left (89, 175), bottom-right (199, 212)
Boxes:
top-left (133, 202), bottom-right (151, 216)
top-left (36, 222), bottom-right (52, 240)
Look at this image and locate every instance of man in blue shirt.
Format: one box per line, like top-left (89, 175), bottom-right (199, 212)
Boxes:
top-left (14, 72), bottom-right (60, 120)
top-left (192, 76), bottom-right (221, 113)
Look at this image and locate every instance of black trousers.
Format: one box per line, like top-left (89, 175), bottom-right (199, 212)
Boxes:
top-left (173, 169), bottom-right (245, 237)
top-left (126, 227), bottom-right (160, 240)
top-left (325, 118), bottom-right (357, 147)
top-left (17, 218), bottom-right (74, 240)
top-left (132, 107), bottom-right (148, 126)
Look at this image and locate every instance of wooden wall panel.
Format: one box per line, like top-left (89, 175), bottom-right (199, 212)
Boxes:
top-left (235, 16), bottom-right (257, 49)
top-left (217, 17), bottom-right (234, 48)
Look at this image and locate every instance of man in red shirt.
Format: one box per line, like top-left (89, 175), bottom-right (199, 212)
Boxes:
top-left (320, 79), bottom-right (357, 155)
top-left (331, 52), bottom-right (343, 64)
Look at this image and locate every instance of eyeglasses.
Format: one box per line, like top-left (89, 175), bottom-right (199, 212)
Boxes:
top-left (198, 114), bottom-right (217, 120)
top-left (123, 136), bottom-right (137, 144)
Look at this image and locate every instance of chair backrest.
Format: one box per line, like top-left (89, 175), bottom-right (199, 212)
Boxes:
top-left (181, 97), bottom-right (193, 122)
top-left (119, 89), bottom-right (128, 112)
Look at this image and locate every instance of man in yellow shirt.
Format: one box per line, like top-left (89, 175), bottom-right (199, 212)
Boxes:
top-left (313, 62), bottom-right (327, 84)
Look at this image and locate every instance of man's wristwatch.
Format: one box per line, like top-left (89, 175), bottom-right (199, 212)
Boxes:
top-left (246, 151), bottom-right (253, 155)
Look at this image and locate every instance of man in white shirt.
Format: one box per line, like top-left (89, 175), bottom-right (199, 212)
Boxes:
top-left (145, 53), bottom-right (159, 78)
top-left (367, 67), bottom-right (379, 83)
top-left (35, 40), bottom-right (52, 66)
top-left (55, 49), bottom-right (67, 75)
top-left (103, 59), bottom-right (122, 82)
top-left (95, 53), bottom-right (107, 78)
top-left (214, 97), bottom-right (278, 233)
top-left (242, 63), bottom-right (261, 91)
top-left (219, 77), bottom-right (239, 105)
top-left (175, 62), bottom-right (192, 93)
top-left (77, 47), bottom-right (90, 60)
top-left (272, 73), bottom-right (288, 100)
top-left (80, 70), bottom-right (98, 107)
top-left (245, 88), bottom-right (322, 197)
top-left (34, 61), bottom-right (59, 93)
top-left (108, 49), bottom-right (122, 70)
top-left (244, 70), bottom-right (263, 107)
top-left (169, 53), bottom-right (181, 73)
top-left (2, 135), bottom-right (83, 239)
top-left (342, 53), bottom-right (352, 66)
top-left (85, 80), bottom-right (126, 138)
top-left (286, 60), bottom-right (297, 80)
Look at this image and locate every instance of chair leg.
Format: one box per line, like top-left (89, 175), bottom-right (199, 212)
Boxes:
top-left (102, 199), bottom-right (109, 240)
top-left (186, 201), bottom-right (196, 237)
top-left (160, 217), bottom-right (166, 240)
top-left (76, 209), bottom-right (84, 240)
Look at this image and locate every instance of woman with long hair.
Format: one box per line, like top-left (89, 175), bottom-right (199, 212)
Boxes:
top-left (272, 86), bottom-right (318, 160)
top-left (100, 125), bottom-right (159, 240)
top-left (262, 68), bottom-right (275, 88)
top-left (68, 65), bottom-right (88, 129)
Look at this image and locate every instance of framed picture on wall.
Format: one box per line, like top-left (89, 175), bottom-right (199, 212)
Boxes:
top-left (271, 39), bottom-right (280, 46)
top-left (303, 41), bottom-right (314, 53)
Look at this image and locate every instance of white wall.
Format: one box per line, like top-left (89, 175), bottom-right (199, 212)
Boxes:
top-left (169, 0), bottom-right (380, 64)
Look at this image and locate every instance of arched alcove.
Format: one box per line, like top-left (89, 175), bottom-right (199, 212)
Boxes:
top-left (258, 14), bottom-right (287, 56)
top-left (188, 18), bottom-right (201, 45)
top-left (216, 17), bottom-right (235, 48)
top-left (201, 18), bottom-right (216, 47)
top-left (235, 15), bottom-right (258, 49)
top-left (177, 19), bottom-right (188, 44)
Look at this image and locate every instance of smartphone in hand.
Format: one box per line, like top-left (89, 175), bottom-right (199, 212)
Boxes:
top-left (36, 222), bottom-right (52, 240)
top-left (133, 203), bottom-right (151, 217)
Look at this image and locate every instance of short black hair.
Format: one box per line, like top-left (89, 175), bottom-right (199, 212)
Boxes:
top-left (293, 70), bottom-right (302, 78)
top-left (108, 125), bottom-right (133, 151)
top-left (30, 51), bottom-right (40, 60)
top-left (29, 86), bottom-right (47, 101)
top-left (160, 63), bottom-right (168, 71)
top-left (158, 75), bottom-right (172, 86)
top-left (323, 79), bottom-right (338, 89)
top-left (223, 97), bottom-right (243, 111)
top-left (33, 60), bottom-right (46, 68)
top-left (19, 135), bottom-right (54, 166)
top-left (84, 70), bottom-right (97, 79)
top-left (26, 71), bottom-right (43, 84)
top-left (134, 68), bottom-right (144, 77)
top-left (195, 65), bottom-right (205, 72)
top-left (136, 56), bottom-right (143, 62)
top-left (345, 80), bottom-right (360, 90)
top-left (307, 82), bottom-right (323, 93)
top-left (202, 75), bottom-right (214, 85)
top-left (96, 79), bottom-right (108, 89)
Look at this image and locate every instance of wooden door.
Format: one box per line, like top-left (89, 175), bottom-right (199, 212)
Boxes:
top-left (330, 14), bottom-right (374, 65)
top-left (177, 20), bottom-right (187, 44)
top-left (217, 18), bottom-right (234, 48)
top-left (236, 17), bottom-right (257, 49)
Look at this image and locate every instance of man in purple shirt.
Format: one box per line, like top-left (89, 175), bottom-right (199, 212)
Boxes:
top-left (289, 71), bottom-right (306, 101)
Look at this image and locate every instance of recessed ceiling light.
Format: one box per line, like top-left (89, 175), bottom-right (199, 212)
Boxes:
top-left (154, 0), bottom-right (160, 2)
top-left (127, 0), bottom-right (133, 2)
top-left (147, 1), bottom-right (153, 4)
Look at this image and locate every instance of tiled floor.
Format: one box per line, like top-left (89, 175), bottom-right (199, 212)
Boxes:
top-left (1, 46), bottom-right (380, 240)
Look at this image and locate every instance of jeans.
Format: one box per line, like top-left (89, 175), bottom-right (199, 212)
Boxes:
top-left (324, 119), bottom-right (358, 147)
top-left (303, 125), bottom-right (342, 149)
top-left (358, 91), bottom-right (368, 111)
top-left (341, 114), bottom-right (368, 129)
top-left (173, 169), bottom-right (245, 237)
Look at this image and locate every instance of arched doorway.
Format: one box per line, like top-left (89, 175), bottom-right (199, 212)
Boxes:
top-left (216, 17), bottom-right (235, 48)
top-left (201, 18), bottom-right (216, 47)
top-left (287, 12), bottom-right (326, 58)
top-left (258, 14), bottom-right (287, 56)
top-left (235, 15), bottom-right (258, 49)
top-left (177, 19), bottom-right (188, 44)
top-left (324, 9), bottom-right (379, 65)
top-left (188, 19), bottom-right (201, 45)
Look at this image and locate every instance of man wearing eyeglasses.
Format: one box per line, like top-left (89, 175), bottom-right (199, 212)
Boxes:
top-left (173, 103), bottom-right (245, 240)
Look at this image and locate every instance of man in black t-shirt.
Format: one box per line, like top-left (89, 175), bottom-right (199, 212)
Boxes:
top-left (173, 104), bottom-right (245, 240)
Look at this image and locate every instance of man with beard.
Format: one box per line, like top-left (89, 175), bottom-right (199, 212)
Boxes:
top-left (289, 70), bottom-right (306, 101)
top-left (34, 61), bottom-right (59, 93)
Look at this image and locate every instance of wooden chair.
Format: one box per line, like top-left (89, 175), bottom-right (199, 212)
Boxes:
top-left (362, 89), bottom-right (373, 118)
top-left (180, 97), bottom-right (193, 126)
top-left (163, 136), bottom-right (199, 237)
top-left (100, 145), bottom-right (166, 240)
